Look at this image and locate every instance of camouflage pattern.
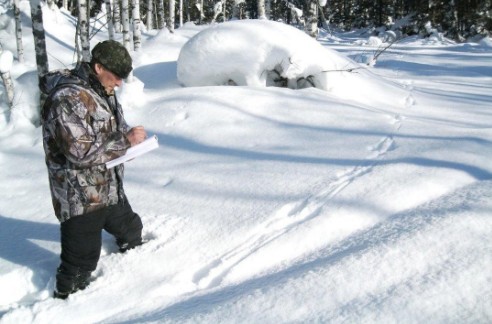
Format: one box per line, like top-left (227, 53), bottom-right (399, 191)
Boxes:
top-left (91, 40), bottom-right (133, 79)
top-left (41, 63), bottom-right (131, 223)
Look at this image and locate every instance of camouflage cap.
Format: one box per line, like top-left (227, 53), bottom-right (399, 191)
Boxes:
top-left (91, 40), bottom-right (133, 79)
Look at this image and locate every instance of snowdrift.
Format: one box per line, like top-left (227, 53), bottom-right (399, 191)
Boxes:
top-left (177, 19), bottom-right (409, 108)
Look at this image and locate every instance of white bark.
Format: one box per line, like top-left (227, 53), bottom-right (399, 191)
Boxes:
top-left (121, 0), bottom-right (131, 50)
top-left (121, 0), bottom-right (133, 82)
top-left (132, 0), bottom-right (142, 49)
top-left (257, 0), bottom-right (266, 19)
top-left (168, 0), bottom-right (175, 32)
top-left (198, 0), bottom-right (203, 24)
top-left (179, 0), bottom-right (183, 26)
top-left (78, 0), bottom-right (91, 62)
top-left (305, 0), bottom-right (318, 38)
top-left (212, 1), bottom-right (222, 23)
top-left (146, 0), bottom-right (153, 29)
top-left (113, 0), bottom-right (122, 33)
top-left (105, 0), bottom-right (115, 40)
top-left (222, 0), bottom-right (226, 21)
top-left (1, 71), bottom-right (14, 108)
top-left (0, 51), bottom-right (15, 108)
top-left (157, 0), bottom-right (165, 29)
top-left (29, 0), bottom-right (49, 78)
top-left (29, 0), bottom-right (49, 112)
top-left (14, 0), bottom-right (24, 63)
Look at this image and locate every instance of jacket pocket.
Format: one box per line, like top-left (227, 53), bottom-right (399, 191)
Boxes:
top-left (69, 167), bottom-right (111, 210)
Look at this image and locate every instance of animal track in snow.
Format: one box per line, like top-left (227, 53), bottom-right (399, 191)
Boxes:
top-left (193, 105), bottom-right (405, 290)
top-left (193, 136), bottom-right (398, 290)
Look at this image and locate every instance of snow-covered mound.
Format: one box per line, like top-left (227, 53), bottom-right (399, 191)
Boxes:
top-left (480, 37), bottom-right (492, 48)
top-left (178, 19), bottom-right (349, 90)
top-left (177, 19), bottom-right (408, 108)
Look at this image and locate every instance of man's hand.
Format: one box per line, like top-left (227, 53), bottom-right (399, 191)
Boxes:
top-left (126, 126), bottom-right (147, 146)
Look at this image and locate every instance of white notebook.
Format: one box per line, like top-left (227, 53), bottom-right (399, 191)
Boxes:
top-left (106, 135), bottom-right (159, 169)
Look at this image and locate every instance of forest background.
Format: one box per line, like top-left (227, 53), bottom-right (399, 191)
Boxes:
top-left (1, 0), bottom-right (491, 114)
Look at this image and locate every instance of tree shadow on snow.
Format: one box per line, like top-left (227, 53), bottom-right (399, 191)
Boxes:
top-left (134, 62), bottom-right (180, 90)
top-left (130, 180), bottom-right (491, 322)
top-left (154, 132), bottom-right (492, 180)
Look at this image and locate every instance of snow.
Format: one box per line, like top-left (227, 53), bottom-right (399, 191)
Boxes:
top-left (0, 51), bottom-right (13, 73)
top-left (1, 3), bottom-right (492, 323)
top-left (177, 20), bottom-right (353, 89)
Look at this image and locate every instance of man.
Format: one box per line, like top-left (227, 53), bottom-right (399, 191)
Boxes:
top-left (40, 40), bottom-right (147, 299)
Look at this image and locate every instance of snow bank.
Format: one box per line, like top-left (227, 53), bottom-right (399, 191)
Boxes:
top-left (177, 20), bottom-right (355, 89)
top-left (177, 19), bottom-right (408, 108)
top-left (480, 37), bottom-right (492, 48)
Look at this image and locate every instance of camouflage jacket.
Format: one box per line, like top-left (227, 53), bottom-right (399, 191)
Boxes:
top-left (41, 62), bottom-right (131, 222)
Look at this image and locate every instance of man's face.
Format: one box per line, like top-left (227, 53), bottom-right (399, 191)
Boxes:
top-left (94, 63), bottom-right (123, 95)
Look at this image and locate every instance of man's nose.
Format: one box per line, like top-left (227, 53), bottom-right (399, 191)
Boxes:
top-left (115, 78), bottom-right (123, 87)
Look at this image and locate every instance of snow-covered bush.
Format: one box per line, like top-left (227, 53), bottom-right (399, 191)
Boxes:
top-left (177, 20), bottom-right (408, 107)
top-left (177, 20), bottom-right (359, 91)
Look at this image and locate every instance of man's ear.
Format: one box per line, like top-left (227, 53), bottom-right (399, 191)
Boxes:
top-left (94, 63), bottom-right (103, 75)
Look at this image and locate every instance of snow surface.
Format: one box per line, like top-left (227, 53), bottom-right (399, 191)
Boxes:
top-left (1, 3), bottom-right (492, 323)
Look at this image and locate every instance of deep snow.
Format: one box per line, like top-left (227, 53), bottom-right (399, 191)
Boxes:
top-left (0, 2), bottom-right (492, 323)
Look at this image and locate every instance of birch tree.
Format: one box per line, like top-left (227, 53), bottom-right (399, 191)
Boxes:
top-left (105, 0), bottom-right (115, 40)
top-left (179, 0), bottom-right (183, 26)
top-left (168, 0), bottom-right (175, 32)
top-left (113, 0), bottom-right (122, 33)
top-left (146, 0), bottom-right (153, 29)
top-left (157, 0), bottom-right (165, 29)
top-left (305, 0), bottom-right (318, 37)
top-left (14, 0), bottom-right (24, 63)
top-left (121, 0), bottom-right (133, 82)
top-left (222, 0), bottom-right (227, 21)
top-left (29, 0), bottom-right (49, 85)
top-left (258, 0), bottom-right (266, 19)
top-left (198, 0), bottom-right (203, 24)
top-left (132, 0), bottom-right (142, 49)
top-left (0, 50), bottom-right (15, 109)
top-left (77, 0), bottom-right (91, 62)
top-left (121, 0), bottom-right (131, 49)
top-left (212, 1), bottom-right (222, 23)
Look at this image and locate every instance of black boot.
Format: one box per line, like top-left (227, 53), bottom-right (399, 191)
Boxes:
top-left (53, 265), bottom-right (92, 299)
top-left (117, 238), bottom-right (144, 253)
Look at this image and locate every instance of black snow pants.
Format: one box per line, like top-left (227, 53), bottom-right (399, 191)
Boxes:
top-left (56, 198), bottom-right (143, 295)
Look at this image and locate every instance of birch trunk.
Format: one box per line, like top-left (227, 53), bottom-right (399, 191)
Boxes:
top-left (132, 0), bottom-right (142, 49)
top-left (168, 0), bottom-right (175, 32)
top-left (0, 51), bottom-right (15, 109)
top-left (121, 0), bottom-right (131, 49)
top-left (121, 0), bottom-right (133, 82)
top-left (77, 0), bottom-right (91, 62)
top-left (157, 0), bottom-right (165, 29)
top-left (146, 0), bottom-right (153, 29)
top-left (14, 0), bottom-right (24, 63)
top-left (113, 0), bottom-right (122, 33)
top-left (305, 0), bottom-right (318, 38)
top-left (105, 0), bottom-right (115, 40)
top-left (179, 0), bottom-right (183, 26)
top-left (199, 0), bottom-right (203, 24)
top-left (29, 0), bottom-right (49, 82)
top-left (222, 0), bottom-right (226, 21)
top-left (257, 0), bottom-right (266, 19)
